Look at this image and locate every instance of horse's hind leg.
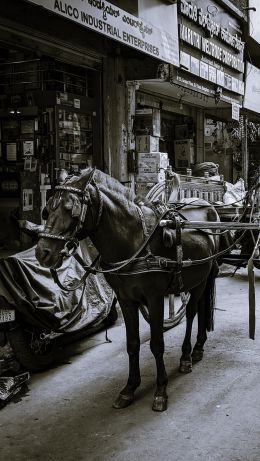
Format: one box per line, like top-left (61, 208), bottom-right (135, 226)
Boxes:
top-left (179, 282), bottom-right (206, 373)
top-left (192, 297), bottom-right (207, 363)
top-left (192, 264), bottom-right (217, 363)
top-left (113, 301), bottom-right (141, 410)
top-left (148, 296), bottom-right (168, 412)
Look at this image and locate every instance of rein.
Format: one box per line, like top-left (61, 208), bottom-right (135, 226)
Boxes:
top-left (38, 170), bottom-right (257, 292)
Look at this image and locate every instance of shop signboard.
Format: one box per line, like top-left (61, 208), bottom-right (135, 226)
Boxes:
top-left (26, 0), bottom-right (179, 66)
top-left (231, 102), bottom-right (240, 121)
top-left (249, 0), bottom-right (260, 44)
top-left (178, 0), bottom-right (245, 96)
top-left (243, 62), bottom-right (260, 114)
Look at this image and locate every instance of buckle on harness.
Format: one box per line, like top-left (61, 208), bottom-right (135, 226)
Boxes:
top-left (159, 258), bottom-right (168, 269)
top-left (61, 239), bottom-right (79, 257)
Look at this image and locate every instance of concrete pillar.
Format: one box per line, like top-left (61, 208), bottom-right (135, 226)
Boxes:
top-left (103, 55), bottom-right (128, 181)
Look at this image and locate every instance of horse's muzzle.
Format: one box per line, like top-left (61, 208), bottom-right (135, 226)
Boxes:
top-left (35, 243), bottom-right (54, 268)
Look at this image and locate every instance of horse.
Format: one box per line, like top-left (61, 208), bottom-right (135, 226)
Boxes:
top-left (35, 167), bottom-right (225, 412)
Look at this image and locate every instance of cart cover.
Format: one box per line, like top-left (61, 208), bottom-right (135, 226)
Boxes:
top-left (0, 239), bottom-right (114, 332)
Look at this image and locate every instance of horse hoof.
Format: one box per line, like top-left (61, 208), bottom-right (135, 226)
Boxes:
top-left (112, 393), bottom-right (134, 409)
top-left (179, 360), bottom-right (192, 373)
top-left (192, 349), bottom-right (204, 362)
top-left (152, 395), bottom-right (168, 412)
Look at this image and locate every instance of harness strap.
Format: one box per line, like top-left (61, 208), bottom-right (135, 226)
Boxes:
top-left (174, 213), bottom-right (184, 291)
top-left (101, 254), bottom-right (181, 275)
top-left (50, 253), bottom-right (100, 292)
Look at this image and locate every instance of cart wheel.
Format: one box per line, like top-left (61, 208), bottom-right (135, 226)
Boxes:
top-left (8, 326), bottom-right (57, 372)
top-left (145, 179), bottom-right (177, 203)
top-left (140, 293), bottom-right (189, 330)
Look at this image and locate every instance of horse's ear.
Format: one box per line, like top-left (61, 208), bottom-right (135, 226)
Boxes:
top-left (42, 207), bottom-right (49, 220)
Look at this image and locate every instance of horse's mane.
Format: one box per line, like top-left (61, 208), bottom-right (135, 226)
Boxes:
top-left (66, 168), bottom-right (136, 205)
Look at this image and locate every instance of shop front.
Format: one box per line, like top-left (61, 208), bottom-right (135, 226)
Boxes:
top-left (0, 0), bottom-right (106, 249)
top-left (0, 0), bottom-right (180, 249)
top-left (129, 0), bottom-right (245, 191)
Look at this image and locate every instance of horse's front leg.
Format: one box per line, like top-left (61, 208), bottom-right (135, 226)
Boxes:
top-left (113, 300), bottom-right (141, 409)
top-left (148, 296), bottom-right (168, 412)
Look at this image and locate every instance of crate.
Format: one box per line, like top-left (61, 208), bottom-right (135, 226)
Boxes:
top-left (136, 171), bottom-right (165, 183)
top-left (137, 152), bottom-right (169, 173)
top-left (136, 135), bottom-right (160, 153)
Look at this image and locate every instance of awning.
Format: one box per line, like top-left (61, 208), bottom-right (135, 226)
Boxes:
top-left (136, 78), bottom-right (241, 121)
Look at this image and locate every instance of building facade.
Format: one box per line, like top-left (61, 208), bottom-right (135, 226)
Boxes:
top-left (0, 0), bottom-right (258, 249)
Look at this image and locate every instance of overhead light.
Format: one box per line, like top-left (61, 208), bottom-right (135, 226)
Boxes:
top-left (9, 109), bottom-right (21, 115)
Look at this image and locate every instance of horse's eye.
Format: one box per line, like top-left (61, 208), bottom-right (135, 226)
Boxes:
top-left (64, 196), bottom-right (81, 217)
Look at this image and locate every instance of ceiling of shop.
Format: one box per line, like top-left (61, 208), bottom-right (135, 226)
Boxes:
top-left (137, 79), bottom-right (236, 113)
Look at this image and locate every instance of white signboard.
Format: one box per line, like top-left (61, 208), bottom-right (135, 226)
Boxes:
top-left (249, 0), bottom-right (260, 44)
top-left (23, 189), bottom-right (33, 211)
top-left (26, 0), bottom-right (179, 66)
top-left (231, 102), bottom-right (240, 121)
top-left (243, 62), bottom-right (260, 113)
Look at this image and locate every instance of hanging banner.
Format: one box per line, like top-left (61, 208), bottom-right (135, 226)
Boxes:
top-left (249, 0), bottom-right (260, 44)
top-left (243, 62), bottom-right (260, 114)
top-left (25, 0), bottom-right (179, 66)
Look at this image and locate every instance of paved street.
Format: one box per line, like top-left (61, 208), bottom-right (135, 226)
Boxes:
top-left (1, 267), bottom-right (260, 461)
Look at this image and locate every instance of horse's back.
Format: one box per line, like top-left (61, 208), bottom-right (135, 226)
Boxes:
top-left (176, 198), bottom-right (220, 223)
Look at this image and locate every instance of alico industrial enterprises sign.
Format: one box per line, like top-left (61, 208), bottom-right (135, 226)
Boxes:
top-left (26, 0), bottom-right (179, 67)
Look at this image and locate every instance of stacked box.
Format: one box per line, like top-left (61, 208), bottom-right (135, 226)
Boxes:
top-left (135, 108), bottom-right (161, 137)
top-left (135, 182), bottom-right (157, 199)
top-left (136, 171), bottom-right (165, 183)
top-left (136, 152), bottom-right (168, 184)
top-left (136, 135), bottom-right (159, 153)
top-left (137, 152), bottom-right (169, 173)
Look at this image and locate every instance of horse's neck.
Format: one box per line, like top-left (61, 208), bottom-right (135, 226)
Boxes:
top-left (89, 189), bottom-right (145, 263)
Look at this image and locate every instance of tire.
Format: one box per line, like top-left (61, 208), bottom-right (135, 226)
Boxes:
top-left (139, 293), bottom-right (189, 331)
top-left (8, 326), bottom-right (57, 372)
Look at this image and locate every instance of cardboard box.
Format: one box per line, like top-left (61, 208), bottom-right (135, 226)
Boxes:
top-left (137, 152), bottom-right (169, 173)
top-left (136, 135), bottom-right (159, 153)
top-left (135, 108), bottom-right (161, 137)
top-left (174, 139), bottom-right (195, 169)
top-left (135, 182), bottom-right (156, 199)
top-left (136, 171), bottom-right (165, 183)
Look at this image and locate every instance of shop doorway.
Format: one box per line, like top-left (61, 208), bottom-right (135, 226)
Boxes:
top-left (160, 112), bottom-right (195, 172)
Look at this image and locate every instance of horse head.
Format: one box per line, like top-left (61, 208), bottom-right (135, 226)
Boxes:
top-left (36, 167), bottom-right (99, 268)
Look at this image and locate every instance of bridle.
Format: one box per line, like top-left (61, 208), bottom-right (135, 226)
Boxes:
top-left (38, 167), bottom-right (103, 255)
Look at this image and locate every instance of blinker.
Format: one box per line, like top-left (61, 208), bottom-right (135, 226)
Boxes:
top-left (51, 192), bottom-right (62, 211)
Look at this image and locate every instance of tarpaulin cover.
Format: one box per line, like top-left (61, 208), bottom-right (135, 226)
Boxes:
top-left (0, 239), bottom-right (114, 332)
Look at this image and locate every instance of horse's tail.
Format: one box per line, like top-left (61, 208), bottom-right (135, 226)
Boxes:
top-left (205, 262), bottom-right (219, 332)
